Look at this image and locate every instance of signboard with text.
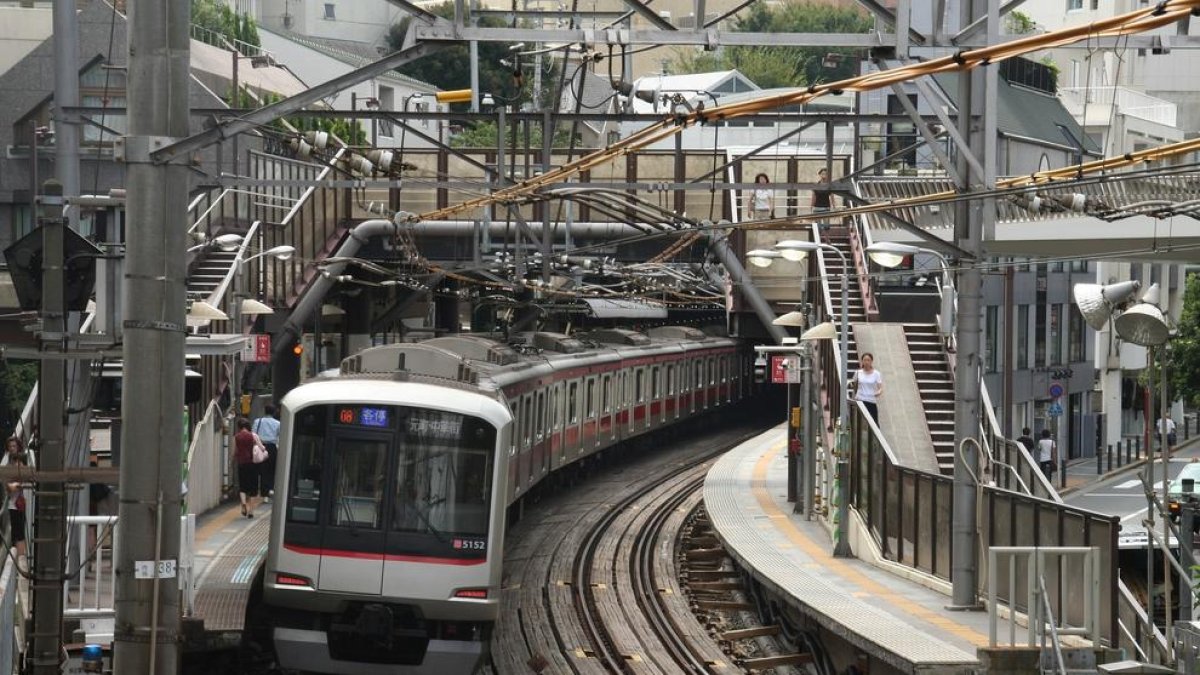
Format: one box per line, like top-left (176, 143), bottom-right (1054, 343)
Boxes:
top-left (242, 334), bottom-right (271, 363)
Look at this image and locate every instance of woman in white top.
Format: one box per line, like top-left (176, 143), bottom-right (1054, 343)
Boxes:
top-left (853, 353), bottom-right (883, 424)
top-left (749, 173), bottom-right (774, 220)
top-left (1036, 429), bottom-right (1057, 481)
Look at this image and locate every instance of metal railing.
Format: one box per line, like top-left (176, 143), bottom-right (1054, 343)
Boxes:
top-left (986, 546), bottom-right (1101, 650)
top-left (981, 384), bottom-right (1060, 502)
top-left (62, 515), bottom-right (197, 625)
top-left (0, 497), bottom-right (22, 674)
top-left (1058, 86), bottom-right (1178, 127)
top-left (184, 401), bottom-right (229, 516)
top-left (848, 402), bottom-right (1120, 645)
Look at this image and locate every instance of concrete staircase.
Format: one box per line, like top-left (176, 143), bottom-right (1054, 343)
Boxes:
top-left (903, 323), bottom-right (956, 474)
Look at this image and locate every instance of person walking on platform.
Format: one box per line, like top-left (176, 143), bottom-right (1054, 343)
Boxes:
top-left (1017, 427), bottom-right (1036, 455)
top-left (254, 405), bottom-right (281, 501)
top-left (852, 353), bottom-right (883, 425)
top-left (748, 173), bottom-right (774, 220)
top-left (233, 419), bottom-right (263, 518)
top-left (5, 437), bottom-right (29, 567)
top-left (1037, 429), bottom-right (1057, 481)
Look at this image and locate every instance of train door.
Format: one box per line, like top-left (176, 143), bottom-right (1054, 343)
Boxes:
top-left (585, 377), bottom-right (599, 450)
top-left (536, 389), bottom-right (547, 478)
top-left (667, 364), bottom-right (678, 421)
top-left (317, 428), bottom-right (390, 595)
top-left (694, 361), bottom-right (705, 411)
top-left (567, 380), bottom-right (581, 456)
top-left (521, 395), bottom-right (534, 488)
top-left (551, 383), bottom-right (564, 468)
top-left (602, 374), bottom-right (615, 442)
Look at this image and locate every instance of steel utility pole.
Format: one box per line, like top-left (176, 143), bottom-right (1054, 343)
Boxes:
top-left (29, 180), bottom-right (67, 675)
top-left (53, 0), bottom-right (80, 227)
top-left (113, 0), bottom-right (190, 672)
top-left (949, 0), bottom-right (997, 610)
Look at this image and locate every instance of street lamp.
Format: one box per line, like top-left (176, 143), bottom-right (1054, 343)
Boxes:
top-left (1072, 278), bottom-right (1173, 643)
top-left (749, 239), bottom-right (853, 556)
top-left (865, 241), bottom-right (956, 341)
top-left (186, 233), bottom-right (244, 254)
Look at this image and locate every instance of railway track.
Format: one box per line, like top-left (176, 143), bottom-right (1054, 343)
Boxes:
top-left (491, 417), bottom-right (792, 674)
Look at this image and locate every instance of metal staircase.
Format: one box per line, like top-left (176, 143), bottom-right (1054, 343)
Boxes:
top-left (187, 248), bottom-right (239, 304)
top-left (903, 323), bottom-right (957, 474)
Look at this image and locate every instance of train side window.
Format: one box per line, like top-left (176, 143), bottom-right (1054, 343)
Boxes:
top-left (708, 359), bottom-right (715, 385)
top-left (636, 369), bottom-right (644, 402)
top-left (602, 375), bottom-right (611, 413)
top-left (695, 362), bottom-right (702, 389)
top-left (550, 387), bottom-right (559, 430)
top-left (586, 378), bottom-right (596, 419)
top-left (286, 407), bottom-right (327, 525)
top-left (652, 366), bottom-right (660, 399)
top-left (667, 365), bottom-right (675, 395)
top-left (523, 396), bottom-right (533, 447)
top-left (569, 382), bottom-right (579, 424)
top-left (536, 391), bottom-right (545, 440)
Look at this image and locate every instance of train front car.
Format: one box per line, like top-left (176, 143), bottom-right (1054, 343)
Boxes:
top-left (264, 378), bottom-right (511, 675)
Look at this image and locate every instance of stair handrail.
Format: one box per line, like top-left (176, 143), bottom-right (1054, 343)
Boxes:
top-left (845, 221), bottom-right (880, 320)
top-left (183, 400), bottom-right (226, 516)
top-left (278, 147), bottom-right (348, 228)
top-left (1036, 573), bottom-right (1068, 675)
top-left (204, 220), bottom-right (262, 310)
top-left (187, 188), bottom-right (298, 243)
top-left (1116, 577), bottom-right (1170, 663)
top-left (981, 381), bottom-right (1062, 502)
top-left (811, 223), bottom-right (846, 431)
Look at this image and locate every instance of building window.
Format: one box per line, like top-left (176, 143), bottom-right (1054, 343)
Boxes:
top-left (1050, 304), bottom-right (1063, 365)
top-left (985, 306), bottom-right (999, 373)
top-left (1067, 0), bottom-right (1083, 10)
top-left (1017, 305), bottom-right (1030, 368)
top-left (1070, 259), bottom-right (1088, 273)
top-left (1069, 304), bottom-right (1085, 363)
top-left (323, 3), bottom-right (336, 19)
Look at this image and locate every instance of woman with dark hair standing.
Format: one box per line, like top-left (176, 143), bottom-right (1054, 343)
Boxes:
top-left (748, 173), bottom-right (774, 220)
top-left (852, 353), bottom-right (883, 424)
top-left (5, 437), bottom-right (29, 565)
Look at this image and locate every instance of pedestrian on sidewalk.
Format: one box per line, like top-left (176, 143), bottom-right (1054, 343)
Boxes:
top-left (1017, 427), bottom-right (1036, 455)
top-left (253, 405), bottom-right (281, 502)
top-left (852, 353), bottom-right (883, 425)
top-left (1157, 414), bottom-right (1178, 448)
top-left (1037, 429), bottom-right (1057, 481)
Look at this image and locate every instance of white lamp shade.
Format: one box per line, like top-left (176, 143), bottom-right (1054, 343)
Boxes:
top-left (1114, 302), bottom-right (1170, 346)
top-left (321, 303), bottom-right (346, 317)
top-left (1072, 280), bottom-right (1140, 331)
top-left (774, 240), bottom-right (812, 262)
top-left (188, 301), bottom-right (229, 321)
top-left (865, 242), bottom-right (921, 269)
top-left (773, 310), bottom-right (807, 327)
top-left (264, 245), bottom-right (296, 261)
top-left (800, 321), bottom-right (837, 341)
top-left (240, 298), bottom-right (274, 315)
top-left (1141, 282), bottom-right (1160, 306)
top-left (746, 249), bottom-right (780, 268)
top-left (212, 233), bottom-right (245, 251)
top-left (775, 240), bottom-right (819, 261)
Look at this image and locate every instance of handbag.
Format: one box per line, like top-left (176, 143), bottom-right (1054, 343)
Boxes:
top-left (251, 433), bottom-right (268, 464)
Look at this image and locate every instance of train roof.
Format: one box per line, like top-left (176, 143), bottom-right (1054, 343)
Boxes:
top-left (336, 328), bottom-right (737, 391)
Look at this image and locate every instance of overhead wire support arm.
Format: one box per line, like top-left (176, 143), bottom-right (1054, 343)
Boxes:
top-left (856, 0), bottom-right (928, 45)
top-left (150, 42), bottom-right (448, 163)
top-left (617, 0), bottom-right (678, 31)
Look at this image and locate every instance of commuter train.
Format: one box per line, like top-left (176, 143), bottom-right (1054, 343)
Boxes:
top-left (256, 326), bottom-right (754, 674)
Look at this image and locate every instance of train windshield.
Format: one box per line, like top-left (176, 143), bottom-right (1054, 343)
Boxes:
top-left (286, 404), bottom-right (497, 556)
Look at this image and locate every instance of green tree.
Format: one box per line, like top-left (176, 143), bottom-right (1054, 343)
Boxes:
top-left (673, 1), bottom-right (872, 88)
top-left (192, 0), bottom-right (260, 54)
top-left (450, 120), bottom-right (573, 149)
top-left (0, 361), bottom-right (37, 432)
top-left (1169, 272), bottom-right (1200, 408)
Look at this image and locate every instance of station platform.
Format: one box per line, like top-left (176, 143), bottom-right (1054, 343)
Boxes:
top-left (704, 426), bottom-right (996, 675)
top-left (190, 499), bottom-right (271, 632)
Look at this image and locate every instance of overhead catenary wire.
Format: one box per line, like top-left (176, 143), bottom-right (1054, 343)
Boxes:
top-left (415, 0), bottom-right (1200, 224)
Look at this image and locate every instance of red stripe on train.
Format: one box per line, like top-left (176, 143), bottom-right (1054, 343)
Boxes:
top-left (283, 543), bottom-right (486, 566)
